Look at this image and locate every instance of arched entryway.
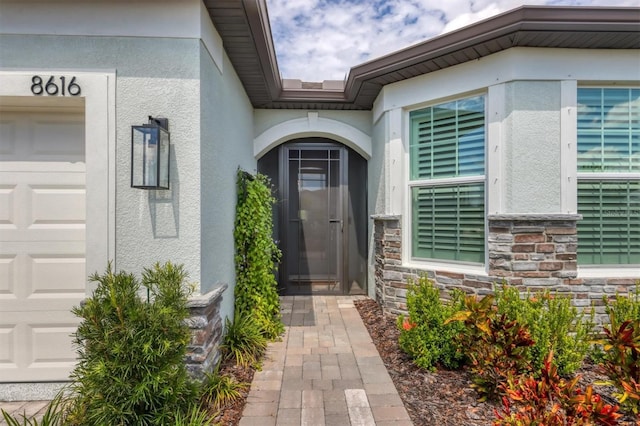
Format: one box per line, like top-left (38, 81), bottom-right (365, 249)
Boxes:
top-left (258, 138), bottom-right (367, 295)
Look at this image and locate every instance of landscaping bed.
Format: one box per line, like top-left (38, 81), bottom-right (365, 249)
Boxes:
top-left (213, 295), bottom-right (638, 425)
top-left (354, 298), bottom-right (639, 426)
top-left (204, 359), bottom-right (254, 425)
top-left (355, 298), bottom-right (495, 425)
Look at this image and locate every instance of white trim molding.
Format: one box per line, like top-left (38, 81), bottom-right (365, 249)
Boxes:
top-left (374, 48), bottom-right (640, 122)
top-left (0, 0), bottom-right (224, 74)
top-left (560, 80), bottom-right (578, 214)
top-left (387, 108), bottom-right (403, 215)
top-left (487, 83), bottom-right (506, 215)
top-left (253, 112), bottom-right (372, 159)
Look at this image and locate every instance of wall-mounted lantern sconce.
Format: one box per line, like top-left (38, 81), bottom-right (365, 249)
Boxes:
top-left (131, 116), bottom-right (170, 189)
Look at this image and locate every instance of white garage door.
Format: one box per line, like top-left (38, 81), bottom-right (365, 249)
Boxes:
top-left (0, 109), bottom-right (86, 382)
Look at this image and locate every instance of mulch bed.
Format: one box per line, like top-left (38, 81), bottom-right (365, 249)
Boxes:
top-left (353, 298), bottom-right (639, 426)
top-left (212, 298), bottom-right (638, 425)
top-left (203, 359), bottom-right (255, 425)
top-left (354, 298), bottom-right (496, 425)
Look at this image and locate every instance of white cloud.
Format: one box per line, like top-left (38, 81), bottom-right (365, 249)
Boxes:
top-left (265, 0), bottom-right (639, 82)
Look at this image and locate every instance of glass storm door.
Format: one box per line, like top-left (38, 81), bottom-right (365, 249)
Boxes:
top-left (284, 146), bottom-right (345, 294)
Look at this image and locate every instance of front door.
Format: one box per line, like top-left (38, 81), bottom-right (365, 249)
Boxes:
top-left (283, 144), bottom-right (345, 294)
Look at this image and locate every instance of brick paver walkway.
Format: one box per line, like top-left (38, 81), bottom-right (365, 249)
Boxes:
top-left (0, 400), bottom-right (49, 425)
top-left (239, 295), bottom-right (413, 426)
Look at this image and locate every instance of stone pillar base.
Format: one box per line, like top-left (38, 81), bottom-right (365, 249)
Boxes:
top-left (185, 285), bottom-right (227, 379)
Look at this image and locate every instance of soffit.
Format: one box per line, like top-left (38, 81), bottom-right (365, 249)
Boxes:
top-left (205, 1), bottom-right (640, 110)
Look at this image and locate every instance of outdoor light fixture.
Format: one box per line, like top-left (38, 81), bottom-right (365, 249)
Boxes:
top-left (131, 116), bottom-right (170, 189)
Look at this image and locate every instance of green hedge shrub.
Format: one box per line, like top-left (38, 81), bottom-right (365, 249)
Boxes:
top-left (495, 285), bottom-right (594, 376)
top-left (68, 262), bottom-right (197, 425)
top-left (603, 284), bottom-right (640, 325)
top-left (397, 277), bottom-right (466, 370)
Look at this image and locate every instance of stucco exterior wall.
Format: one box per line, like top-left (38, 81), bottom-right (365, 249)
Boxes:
top-left (0, 34), bottom-right (203, 283)
top-left (199, 43), bottom-right (255, 322)
top-left (370, 116), bottom-right (388, 216)
top-left (0, 1), bottom-right (257, 390)
top-left (253, 110), bottom-right (372, 138)
top-left (367, 114), bottom-right (389, 298)
top-left (503, 81), bottom-right (562, 213)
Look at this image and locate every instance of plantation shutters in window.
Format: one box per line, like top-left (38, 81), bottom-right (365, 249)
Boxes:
top-left (409, 96), bottom-right (486, 263)
top-left (412, 184), bottom-right (485, 262)
top-left (577, 181), bottom-right (640, 264)
top-left (577, 88), bottom-right (640, 265)
top-left (578, 88), bottom-right (639, 173)
top-left (410, 97), bottom-right (485, 180)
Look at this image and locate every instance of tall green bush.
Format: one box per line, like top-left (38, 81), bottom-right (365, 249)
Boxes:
top-left (603, 284), bottom-right (640, 326)
top-left (397, 276), bottom-right (466, 370)
top-left (234, 169), bottom-right (283, 339)
top-left (495, 285), bottom-right (594, 376)
top-left (69, 262), bottom-right (197, 425)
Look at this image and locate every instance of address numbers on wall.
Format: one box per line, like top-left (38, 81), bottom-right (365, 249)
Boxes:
top-left (31, 76), bottom-right (81, 96)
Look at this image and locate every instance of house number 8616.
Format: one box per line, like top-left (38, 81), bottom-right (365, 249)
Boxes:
top-left (31, 76), bottom-right (81, 96)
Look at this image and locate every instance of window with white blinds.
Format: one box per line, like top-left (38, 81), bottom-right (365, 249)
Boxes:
top-left (577, 88), bottom-right (640, 265)
top-left (409, 96), bottom-right (486, 263)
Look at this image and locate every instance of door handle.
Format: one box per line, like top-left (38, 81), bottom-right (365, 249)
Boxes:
top-left (329, 219), bottom-right (343, 232)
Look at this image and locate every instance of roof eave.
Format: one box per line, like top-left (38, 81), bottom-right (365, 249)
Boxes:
top-left (207, 2), bottom-right (640, 110)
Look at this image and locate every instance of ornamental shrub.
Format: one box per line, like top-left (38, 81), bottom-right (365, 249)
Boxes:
top-left (495, 352), bottom-right (622, 426)
top-left (220, 313), bottom-right (268, 368)
top-left (397, 277), bottom-right (466, 370)
top-left (200, 365), bottom-right (248, 413)
top-left (173, 407), bottom-right (215, 426)
top-left (234, 169), bottom-right (283, 339)
top-left (495, 285), bottom-right (594, 376)
top-left (448, 294), bottom-right (535, 401)
top-left (68, 262), bottom-right (198, 425)
top-left (603, 284), bottom-right (640, 326)
top-left (598, 284), bottom-right (640, 415)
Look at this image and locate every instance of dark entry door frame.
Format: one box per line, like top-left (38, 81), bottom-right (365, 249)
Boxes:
top-left (257, 137), bottom-right (368, 296)
top-left (280, 141), bottom-right (348, 295)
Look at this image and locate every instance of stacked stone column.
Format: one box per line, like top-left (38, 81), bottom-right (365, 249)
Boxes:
top-left (185, 285), bottom-right (227, 379)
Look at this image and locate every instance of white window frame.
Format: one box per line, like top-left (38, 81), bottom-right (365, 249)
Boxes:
top-left (576, 85), bottom-right (640, 275)
top-left (404, 93), bottom-right (488, 271)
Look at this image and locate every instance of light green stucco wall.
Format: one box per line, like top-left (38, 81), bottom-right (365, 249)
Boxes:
top-left (503, 81), bottom-right (562, 213)
top-left (253, 109), bottom-right (372, 139)
top-left (0, 34), bottom-right (203, 279)
top-left (370, 116), bottom-right (388, 217)
top-left (367, 114), bottom-right (388, 298)
top-left (199, 43), bottom-right (255, 321)
top-left (0, 34), bottom-right (255, 316)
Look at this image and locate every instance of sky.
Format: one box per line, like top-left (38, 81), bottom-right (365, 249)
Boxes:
top-left (265, 0), bottom-right (639, 82)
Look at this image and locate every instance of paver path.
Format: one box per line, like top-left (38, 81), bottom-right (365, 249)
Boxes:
top-left (239, 295), bottom-right (413, 426)
top-left (0, 400), bottom-right (49, 425)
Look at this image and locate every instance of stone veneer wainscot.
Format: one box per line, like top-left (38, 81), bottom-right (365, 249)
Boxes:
top-left (372, 215), bottom-right (638, 324)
